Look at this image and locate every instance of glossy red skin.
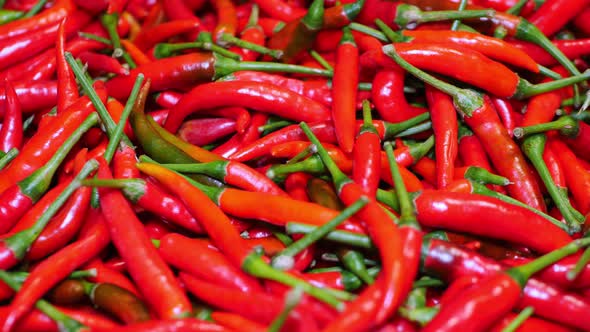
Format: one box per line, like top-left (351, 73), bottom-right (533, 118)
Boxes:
top-left (230, 26), bottom-right (265, 61)
top-left (78, 51), bottom-right (129, 76)
top-left (549, 139), bottom-right (590, 216)
top-left (251, 0), bottom-right (306, 21)
top-left (0, 80), bottom-right (22, 152)
top-left (85, 259), bottom-right (140, 296)
top-left (211, 312), bottom-right (267, 332)
top-left (56, 19), bottom-right (78, 114)
top-left (528, 0), bottom-right (590, 36)
top-left (490, 313), bottom-right (575, 332)
top-left (563, 121), bottom-right (590, 162)
top-left (213, 113), bottom-right (268, 159)
top-left (178, 118), bottom-right (237, 146)
top-left (164, 81), bottom-right (331, 133)
top-left (353, 129), bottom-right (381, 197)
top-left (0, 0), bottom-right (75, 42)
top-left (426, 86), bottom-right (457, 189)
top-left (372, 69), bottom-right (426, 123)
top-left (159, 234), bottom-right (262, 292)
top-left (0, 81), bottom-right (57, 117)
top-left (332, 40), bottom-right (358, 153)
top-left (0, 188), bottom-right (34, 234)
top-left (133, 19), bottom-right (201, 51)
top-left (224, 162), bottom-right (288, 196)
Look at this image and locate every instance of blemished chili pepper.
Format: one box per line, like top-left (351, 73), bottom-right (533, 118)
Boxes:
top-left (332, 27), bottom-right (358, 153)
top-left (364, 43), bottom-right (589, 100)
top-left (137, 162), bottom-right (349, 308)
top-left (0, 83), bottom-right (106, 194)
top-left (164, 81), bottom-right (330, 133)
top-left (211, 311), bottom-right (267, 332)
top-left (527, 0), bottom-right (589, 37)
top-left (158, 234), bottom-right (262, 292)
top-left (371, 69), bottom-right (427, 123)
top-left (78, 51), bottom-right (129, 76)
top-left (105, 52), bottom-right (331, 100)
top-left (300, 123), bottom-right (406, 329)
top-left (265, 0), bottom-right (323, 63)
top-left (0, 80), bottom-right (22, 153)
top-left (82, 281), bottom-right (151, 324)
top-left (55, 18), bottom-right (78, 114)
top-left (180, 272), bottom-right (317, 329)
top-left (425, 85), bottom-right (457, 189)
top-left (83, 258), bottom-right (139, 296)
top-left (384, 44), bottom-right (548, 212)
top-left (95, 158), bottom-right (192, 320)
top-left (132, 19), bottom-right (201, 51)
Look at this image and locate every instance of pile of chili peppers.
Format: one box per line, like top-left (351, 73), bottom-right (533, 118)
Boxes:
top-left (4, 0), bottom-right (590, 330)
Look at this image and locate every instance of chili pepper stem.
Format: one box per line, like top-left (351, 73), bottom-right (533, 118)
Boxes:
top-left (267, 287), bottom-right (303, 332)
top-left (514, 71), bottom-right (590, 99)
top-left (450, 0), bottom-right (468, 30)
top-left (385, 142), bottom-right (419, 227)
top-left (568, 246), bottom-right (590, 280)
top-left (100, 13), bottom-right (137, 68)
top-left (213, 54), bottom-right (333, 78)
top-left (513, 116), bottom-right (579, 139)
top-left (81, 178), bottom-right (146, 202)
top-left (375, 19), bottom-right (407, 43)
top-left (384, 113), bottom-right (431, 139)
top-left (349, 22), bottom-right (389, 42)
top-left (522, 134), bottom-right (584, 230)
top-left (272, 197), bottom-right (368, 269)
top-left (395, 4), bottom-right (495, 29)
top-left (309, 50), bottom-right (333, 71)
top-left (242, 252), bottom-right (348, 310)
top-left (464, 167), bottom-right (511, 186)
top-left (286, 222), bottom-right (374, 249)
top-left (502, 307), bottom-right (535, 332)
top-left (0, 147), bottom-right (17, 170)
top-left (220, 34), bottom-right (284, 59)
top-left (154, 42), bottom-right (242, 60)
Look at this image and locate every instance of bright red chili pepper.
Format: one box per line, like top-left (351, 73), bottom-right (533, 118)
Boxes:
top-left (371, 69), bottom-right (426, 123)
top-left (352, 101), bottom-right (381, 197)
top-left (0, 0), bottom-right (75, 42)
top-left (113, 318), bottom-right (230, 332)
top-left (528, 0), bottom-right (590, 36)
top-left (55, 18), bottom-right (77, 114)
top-left (549, 139), bottom-right (590, 215)
top-left (490, 313), bottom-right (575, 332)
top-left (95, 158), bottom-right (192, 319)
top-left (78, 51), bottom-right (129, 76)
top-left (133, 19), bottom-right (201, 51)
top-left (84, 258), bottom-right (140, 296)
top-left (0, 80), bottom-right (22, 153)
top-left (252, 0), bottom-right (306, 21)
top-left (213, 112), bottom-right (268, 158)
top-left (0, 81), bottom-right (57, 116)
top-left (210, 311), bottom-right (267, 332)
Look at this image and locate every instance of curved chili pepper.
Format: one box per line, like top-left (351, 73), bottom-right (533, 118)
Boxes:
top-left (105, 52), bottom-right (330, 99)
top-left (371, 69), bottom-right (426, 123)
top-left (511, 38), bottom-right (590, 66)
top-left (364, 44), bottom-right (589, 99)
top-left (383, 44), bottom-right (547, 212)
top-left (301, 122), bottom-right (405, 330)
top-left (84, 281), bottom-right (151, 324)
top-left (56, 18), bottom-right (77, 114)
top-left (332, 27), bottom-right (358, 153)
top-left (164, 81), bottom-right (330, 133)
top-left (352, 101), bottom-right (381, 197)
top-left (401, 30), bottom-right (539, 72)
top-left (425, 85), bottom-right (457, 189)
top-left (84, 258), bottom-right (139, 296)
top-left (0, 80), bottom-right (22, 153)
top-left (423, 239), bottom-right (590, 331)
top-left (178, 117), bottom-right (237, 146)
top-left (0, 0), bottom-right (74, 42)
top-left (211, 311), bottom-right (267, 332)
top-left (132, 19), bottom-right (201, 51)
top-left (549, 139), bottom-right (590, 215)
top-left (78, 51), bottom-right (129, 76)
top-left (252, 0), bottom-right (306, 21)
top-left (137, 162), bottom-right (345, 309)
top-left (213, 112), bottom-right (267, 158)
top-left (0, 306), bottom-right (59, 332)
top-left (158, 233), bottom-right (262, 292)
top-left (491, 97), bottom-right (520, 137)
top-left (95, 158), bottom-right (192, 319)
top-left (1, 191), bottom-right (107, 332)
top-left (0, 84), bottom-right (106, 194)
top-left (121, 40), bottom-right (151, 66)
top-left (0, 81), bottom-right (57, 116)
top-left (211, 0), bottom-right (238, 42)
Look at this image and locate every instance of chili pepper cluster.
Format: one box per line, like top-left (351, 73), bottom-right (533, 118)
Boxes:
top-left (2, 0), bottom-right (590, 330)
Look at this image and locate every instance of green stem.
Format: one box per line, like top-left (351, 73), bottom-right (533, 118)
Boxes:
top-left (64, 52), bottom-right (132, 147)
top-left (286, 222), bottom-right (373, 249)
top-left (348, 22), bottom-right (388, 42)
top-left (309, 50), bottom-right (333, 71)
top-left (100, 13), bottom-right (136, 68)
top-left (0, 147), bottom-right (18, 170)
top-left (0, 270), bottom-right (86, 332)
top-left (103, 74), bottom-right (144, 162)
top-left (242, 253), bottom-right (347, 311)
top-left (245, 3), bottom-right (259, 29)
top-left (359, 100), bottom-right (379, 136)
top-left (394, 4), bottom-right (495, 29)
top-left (382, 44), bottom-right (483, 116)
top-left (221, 33), bottom-right (283, 59)
top-left (258, 120), bottom-right (294, 134)
top-left (374, 19), bottom-right (407, 43)
top-left (407, 135), bottom-right (435, 162)
top-left (385, 142), bottom-right (419, 228)
top-left (301, 0), bottom-right (325, 30)
top-left (395, 121), bottom-right (433, 138)
top-left (81, 178), bottom-right (146, 203)
top-left (501, 307), bottom-right (534, 332)
top-left (506, 0), bottom-right (528, 15)
top-left (6, 160), bottom-right (98, 263)
top-left (568, 245), bottom-right (590, 280)
top-left (287, 144), bottom-right (316, 165)
top-left (267, 155), bottom-right (325, 181)
top-left (412, 277), bottom-right (444, 289)
top-left (513, 115), bottom-right (578, 139)
top-left (272, 197), bottom-right (368, 269)
top-left (464, 166), bottom-right (510, 186)
top-left (507, 237), bottom-right (590, 287)
top-left (18, 113), bottom-right (99, 201)
top-left (214, 54), bottom-right (333, 78)
top-left (78, 32), bottom-right (112, 45)
top-left (538, 65), bottom-right (563, 80)
top-left (158, 161), bottom-right (227, 180)
top-left (521, 134), bottom-right (584, 229)
top-left (154, 42), bottom-right (242, 60)
top-left (267, 287), bottom-right (303, 332)
top-left (338, 249), bottom-right (375, 285)
top-left (376, 188), bottom-right (400, 212)
top-left (450, 0), bottom-right (468, 30)
top-left (22, 0), bottom-right (47, 18)
top-left (514, 71), bottom-right (590, 99)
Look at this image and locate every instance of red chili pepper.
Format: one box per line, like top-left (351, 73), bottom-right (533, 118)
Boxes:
top-left (164, 81), bottom-right (330, 133)
top-left (0, 0), bottom-right (75, 42)
top-left (371, 69), bottom-right (426, 123)
top-left (84, 258), bottom-right (140, 296)
top-left (132, 19), bottom-right (201, 51)
top-left (229, 7), bottom-right (266, 61)
top-left (178, 117), bottom-right (237, 146)
top-left (521, 67), bottom-right (570, 127)
top-left (213, 112), bottom-right (268, 158)
top-left (549, 139), bottom-right (590, 215)
top-left (528, 0), bottom-right (590, 37)
top-left (113, 318), bottom-right (230, 332)
top-left (332, 27), bottom-right (358, 153)
top-left (0, 80), bottom-right (22, 153)
top-left (211, 0), bottom-right (238, 42)
top-left (78, 51), bottom-right (129, 76)
top-left (352, 101), bottom-right (381, 197)
top-left (0, 81), bottom-right (57, 116)
top-left (55, 18), bottom-right (78, 114)
top-left (252, 0), bottom-right (306, 21)
top-left (211, 311), bottom-right (267, 332)
top-left (158, 234), bottom-right (262, 292)
top-left (490, 313), bottom-right (575, 332)
top-left (0, 306), bottom-right (59, 332)
top-left (491, 97), bottom-right (521, 137)
top-left (95, 158), bottom-right (192, 319)
top-left (1, 207), bottom-right (110, 332)
top-left (425, 85), bottom-right (457, 189)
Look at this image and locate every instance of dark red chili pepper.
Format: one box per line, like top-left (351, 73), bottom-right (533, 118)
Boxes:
top-left (332, 27), bottom-right (358, 153)
top-left (164, 81), bottom-right (330, 133)
top-left (158, 234), bottom-right (262, 292)
top-left (78, 51), bottom-right (129, 76)
top-left (105, 52), bottom-right (330, 99)
top-left (0, 80), bottom-right (22, 153)
top-left (178, 117), bottom-right (237, 146)
top-left (95, 158), bottom-right (192, 319)
top-left (55, 17), bottom-right (77, 114)
top-left (425, 85), bottom-right (457, 189)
